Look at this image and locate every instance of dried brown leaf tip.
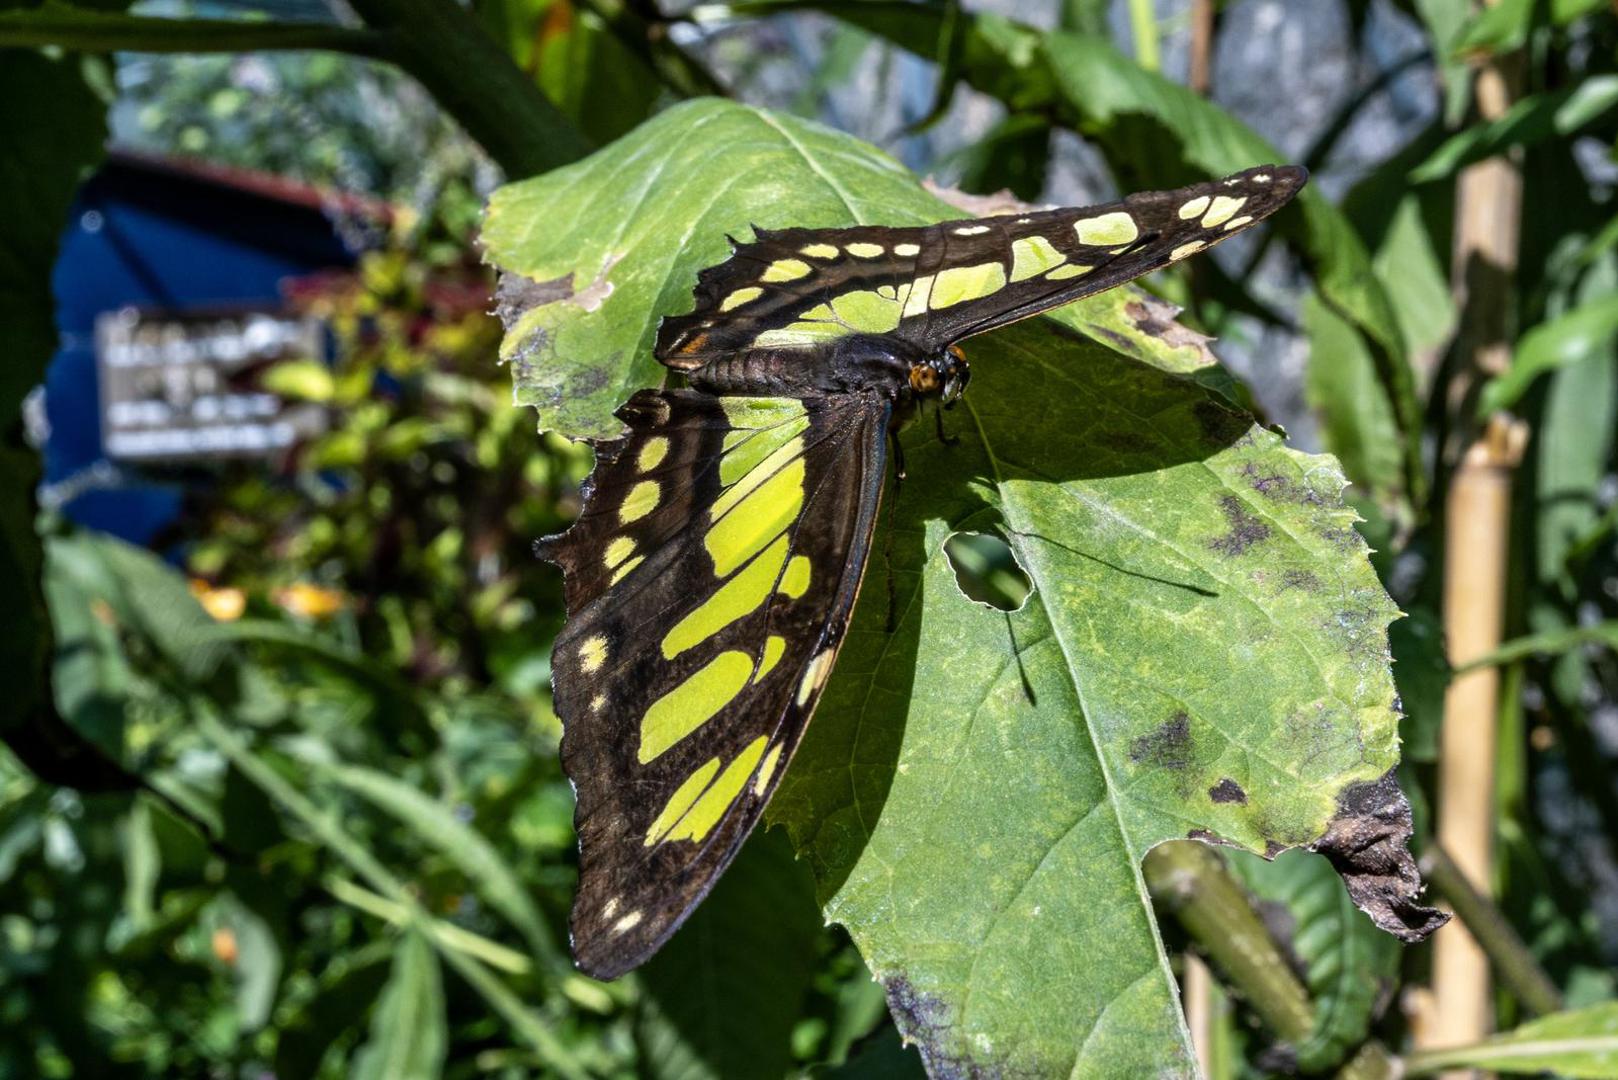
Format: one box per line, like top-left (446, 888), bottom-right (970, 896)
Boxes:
top-left (1310, 770), bottom-right (1449, 942)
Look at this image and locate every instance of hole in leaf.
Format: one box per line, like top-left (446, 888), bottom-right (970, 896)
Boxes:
top-left (944, 531), bottom-right (1032, 612)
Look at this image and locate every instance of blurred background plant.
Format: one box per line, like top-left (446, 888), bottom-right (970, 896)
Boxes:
top-left (4, 0), bottom-right (1618, 1076)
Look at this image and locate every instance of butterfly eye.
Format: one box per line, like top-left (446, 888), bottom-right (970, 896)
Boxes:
top-left (909, 364), bottom-right (940, 395)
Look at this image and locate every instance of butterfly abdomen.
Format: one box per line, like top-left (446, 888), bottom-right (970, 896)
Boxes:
top-left (688, 337), bottom-right (919, 399)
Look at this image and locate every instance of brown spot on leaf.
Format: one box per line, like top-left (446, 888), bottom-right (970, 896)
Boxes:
top-left (1209, 778), bottom-right (1247, 804)
top-left (1240, 462), bottom-right (1329, 507)
top-left (883, 974), bottom-right (1004, 1079)
top-left (494, 270), bottom-right (572, 330)
top-left (1187, 827), bottom-right (1239, 850)
top-left (566, 366), bottom-right (611, 398)
top-left (1123, 295), bottom-right (1214, 358)
top-left (1208, 495), bottom-right (1271, 557)
top-left (1321, 526), bottom-right (1362, 551)
top-left (1281, 569), bottom-right (1321, 592)
top-left (1131, 713), bottom-right (1194, 770)
top-left (1090, 325), bottom-right (1137, 355)
top-left (1310, 770), bottom-right (1448, 942)
top-left (1241, 464), bottom-right (1293, 499)
top-left (1098, 428), bottom-right (1154, 454)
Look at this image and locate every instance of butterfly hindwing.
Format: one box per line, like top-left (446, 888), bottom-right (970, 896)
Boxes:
top-left (655, 164), bottom-right (1306, 365)
top-left (541, 387), bottom-right (891, 979)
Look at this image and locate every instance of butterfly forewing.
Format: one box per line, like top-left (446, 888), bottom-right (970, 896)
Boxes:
top-left (541, 388), bottom-right (891, 978)
top-left (655, 164), bottom-right (1306, 365)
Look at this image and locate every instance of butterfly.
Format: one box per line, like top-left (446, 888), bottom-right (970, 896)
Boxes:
top-left (538, 165), bottom-right (1307, 978)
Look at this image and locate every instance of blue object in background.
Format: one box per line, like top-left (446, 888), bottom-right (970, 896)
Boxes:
top-left (44, 152), bottom-right (374, 544)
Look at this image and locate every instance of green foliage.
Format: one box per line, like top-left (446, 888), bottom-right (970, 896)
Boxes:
top-left (1227, 850), bottom-right (1401, 1070)
top-left (6, 0), bottom-right (1618, 1076)
top-left (351, 931), bottom-right (447, 1080)
top-left (1407, 1000), bottom-right (1618, 1077)
top-left (636, 829), bottom-right (823, 1080)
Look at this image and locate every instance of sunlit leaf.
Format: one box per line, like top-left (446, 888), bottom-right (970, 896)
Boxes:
top-left (1408, 1001), bottom-right (1618, 1077)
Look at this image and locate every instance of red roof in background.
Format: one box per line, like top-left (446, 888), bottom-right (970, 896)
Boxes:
top-left (106, 146), bottom-right (397, 224)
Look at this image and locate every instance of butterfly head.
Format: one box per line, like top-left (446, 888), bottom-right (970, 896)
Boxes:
top-left (908, 344), bottom-right (971, 407)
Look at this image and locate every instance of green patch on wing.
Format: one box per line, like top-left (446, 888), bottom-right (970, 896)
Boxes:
top-left (482, 98), bottom-right (1416, 1076)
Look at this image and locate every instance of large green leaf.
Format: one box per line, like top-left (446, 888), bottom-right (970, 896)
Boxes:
top-left (1407, 1001), bottom-right (1618, 1078)
top-left (484, 99), bottom-right (1434, 1077)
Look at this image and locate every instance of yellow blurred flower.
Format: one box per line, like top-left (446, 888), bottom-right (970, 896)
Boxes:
top-left (273, 582), bottom-right (347, 619)
top-left (189, 580), bottom-right (246, 622)
top-left (211, 927), bottom-right (238, 967)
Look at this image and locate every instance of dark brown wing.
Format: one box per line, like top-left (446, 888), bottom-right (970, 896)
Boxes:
top-left (539, 387), bottom-right (890, 979)
top-left (655, 164), bottom-right (1306, 366)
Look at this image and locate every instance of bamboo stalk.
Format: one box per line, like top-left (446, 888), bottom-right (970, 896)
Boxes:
top-left (1184, 952), bottom-right (1215, 1077)
top-left (1187, 0), bottom-right (1213, 96)
top-left (1430, 414), bottom-right (1526, 1076)
top-left (1426, 5), bottom-right (1527, 1069)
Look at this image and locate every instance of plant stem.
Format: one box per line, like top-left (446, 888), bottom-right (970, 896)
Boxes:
top-left (1419, 844), bottom-right (1564, 1017)
top-left (1431, 413), bottom-right (1526, 1066)
top-left (194, 710), bottom-right (589, 1080)
top-left (1456, 622), bottom-right (1618, 671)
top-left (0, 8), bottom-right (394, 55)
top-left (1143, 840), bottom-right (1314, 1045)
top-left (1127, 0), bottom-right (1160, 71)
top-left (327, 877), bottom-right (533, 976)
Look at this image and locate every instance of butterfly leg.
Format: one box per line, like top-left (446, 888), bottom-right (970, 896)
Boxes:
top-left (883, 431), bottom-right (906, 633)
top-left (934, 403), bottom-right (960, 447)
